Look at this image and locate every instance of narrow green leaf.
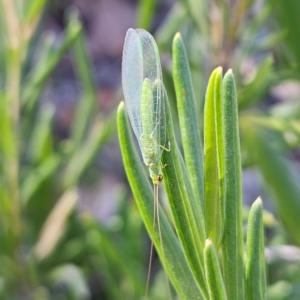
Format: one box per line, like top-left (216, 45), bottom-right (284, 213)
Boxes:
top-left (172, 32), bottom-right (205, 215)
top-left (0, 184), bottom-right (18, 255)
top-left (63, 113), bottom-right (115, 189)
top-left (156, 3), bottom-right (187, 50)
top-left (204, 67), bottom-right (224, 248)
top-left (29, 103), bottom-right (55, 164)
top-left (238, 55), bottom-right (274, 109)
top-left (274, 0), bottom-right (300, 71)
top-left (204, 239), bottom-right (228, 300)
top-left (34, 188), bottom-right (78, 261)
top-left (215, 68), bottom-right (225, 231)
top-left (0, 94), bottom-right (17, 160)
top-left (82, 215), bottom-right (145, 298)
top-left (24, 0), bottom-right (46, 23)
top-left (246, 197), bottom-right (266, 300)
top-left (177, 0), bottom-right (208, 33)
top-left (0, 92), bottom-right (20, 247)
top-left (117, 102), bottom-right (204, 300)
top-left (244, 127), bottom-right (300, 246)
top-left (162, 98), bottom-right (208, 297)
top-left (22, 17), bottom-right (82, 112)
top-left (70, 29), bottom-right (98, 146)
top-left (221, 70), bottom-right (245, 300)
top-left (136, 0), bottom-right (158, 30)
top-left (20, 154), bottom-right (61, 205)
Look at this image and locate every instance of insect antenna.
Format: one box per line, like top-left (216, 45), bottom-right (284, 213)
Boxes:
top-left (145, 183), bottom-right (157, 298)
top-left (145, 183), bottom-right (172, 299)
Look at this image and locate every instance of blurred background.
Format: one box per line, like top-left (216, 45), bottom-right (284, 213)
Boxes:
top-left (0, 0), bottom-right (300, 299)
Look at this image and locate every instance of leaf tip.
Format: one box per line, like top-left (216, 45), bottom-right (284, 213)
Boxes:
top-left (256, 196), bottom-right (262, 203)
top-left (117, 101), bottom-right (125, 120)
top-left (226, 68), bottom-right (233, 74)
top-left (223, 68), bottom-right (236, 88)
top-left (175, 31), bottom-right (181, 39)
top-left (253, 196), bottom-right (263, 209)
top-left (118, 101), bottom-right (125, 110)
top-left (173, 31), bottom-right (183, 48)
top-left (205, 238), bottom-right (213, 247)
top-left (216, 66), bottom-right (223, 73)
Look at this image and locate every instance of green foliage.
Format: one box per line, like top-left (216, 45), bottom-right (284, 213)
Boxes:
top-left (0, 2), bottom-right (115, 298)
top-left (221, 70), bottom-right (245, 299)
top-left (203, 67), bottom-right (224, 248)
top-left (1, 0), bottom-right (300, 298)
top-left (244, 127), bottom-right (300, 246)
top-left (118, 31), bottom-right (267, 299)
top-left (155, 2), bottom-right (300, 297)
top-left (118, 101), bottom-right (203, 299)
top-left (204, 239), bottom-right (227, 300)
top-left (136, 0), bottom-right (158, 30)
top-left (246, 197), bottom-right (266, 300)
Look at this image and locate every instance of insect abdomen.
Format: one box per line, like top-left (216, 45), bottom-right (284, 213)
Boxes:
top-left (141, 78), bottom-right (153, 137)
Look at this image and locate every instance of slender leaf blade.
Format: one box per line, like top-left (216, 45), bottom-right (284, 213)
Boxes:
top-left (172, 32), bottom-right (205, 214)
top-left (221, 70), bottom-right (244, 300)
top-left (204, 67), bottom-right (224, 248)
top-left (63, 113), bottom-right (115, 189)
top-left (136, 0), bottom-right (158, 30)
top-left (246, 197), bottom-right (266, 300)
top-left (162, 97), bottom-right (208, 297)
top-left (245, 127), bottom-right (300, 246)
top-left (71, 29), bottom-right (98, 146)
top-left (22, 16), bottom-right (82, 111)
top-left (117, 102), bottom-right (204, 299)
top-left (204, 239), bottom-right (228, 300)
top-left (20, 154), bottom-right (61, 205)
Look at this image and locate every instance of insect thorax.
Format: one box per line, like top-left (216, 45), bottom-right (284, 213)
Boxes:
top-left (140, 137), bottom-right (161, 165)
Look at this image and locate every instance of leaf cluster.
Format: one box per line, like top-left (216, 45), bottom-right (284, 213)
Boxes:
top-left (118, 32), bottom-right (266, 299)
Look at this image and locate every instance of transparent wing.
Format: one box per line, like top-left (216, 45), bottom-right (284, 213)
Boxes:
top-left (136, 29), bottom-right (165, 155)
top-left (136, 29), bottom-right (162, 84)
top-left (122, 29), bottom-right (166, 155)
top-left (152, 79), bottom-right (167, 157)
top-left (122, 28), bottom-right (143, 139)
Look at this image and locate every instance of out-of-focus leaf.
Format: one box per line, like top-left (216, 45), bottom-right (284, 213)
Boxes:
top-left (0, 94), bottom-right (16, 161)
top-left (70, 28), bottom-right (98, 147)
top-left (22, 17), bottom-right (81, 112)
top-left (23, 0), bottom-right (46, 24)
top-left (244, 126), bottom-right (300, 246)
top-left (255, 30), bottom-right (286, 52)
top-left (82, 215), bottom-right (145, 299)
top-left (238, 55), bottom-right (275, 109)
top-left (273, 0), bottom-right (300, 71)
top-left (267, 281), bottom-right (293, 300)
top-left (63, 112), bottom-right (115, 189)
top-left (20, 154), bottom-right (61, 205)
top-left (156, 3), bottom-right (187, 50)
top-left (177, 0), bottom-right (208, 33)
top-left (34, 189), bottom-right (78, 261)
top-left (48, 264), bottom-right (90, 300)
top-left (136, 0), bottom-right (158, 30)
top-left (29, 103), bottom-right (55, 164)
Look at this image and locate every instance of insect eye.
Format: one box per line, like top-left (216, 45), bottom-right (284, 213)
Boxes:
top-left (157, 174), bottom-right (163, 182)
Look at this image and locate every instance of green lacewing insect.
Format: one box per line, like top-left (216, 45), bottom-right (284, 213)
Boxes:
top-left (122, 28), bottom-right (169, 185)
top-left (122, 28), bottom-right (171, 298)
